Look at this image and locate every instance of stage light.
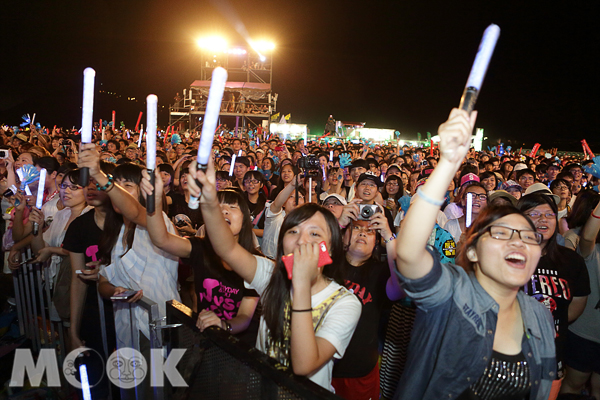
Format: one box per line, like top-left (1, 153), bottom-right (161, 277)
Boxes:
top-left (259, 55), bottom-right (266, 62)
top-left (250, 40), bottom-right (276, 52)
top-left (197, 36), bottom-right (228, 52)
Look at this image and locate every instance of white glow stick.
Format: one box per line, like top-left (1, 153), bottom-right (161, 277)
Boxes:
top-left (146, 94), bottom-right (158, 170)
top-left (79, 364), bottom-right (92, 400)
top-left (36, 169), bottom-right (47, 209)
top-left (31, 113), bottom-right (36, 125)
top-left (466, 192), bottom-right (473, 227)
top-left (229, 154), bottom-right (236, 176)
top-left (197, 67), bottom-right (228, 166)
top-left (322, 165), bottom-right (327, 181)
top-left (25, 185), bottom-right (32, 196)
top-left (81, 68), bottom-right (95, 144)
top-left (16, 168), bottom-right (24, 182)
top-left (329, 151), bottom-right (333, 161)
top-left (465, 24), bottom-right (500, 90)
top-left (137, 132), bottom-right (143, 147)
top-left (101, 126), bottom-right (105, 141)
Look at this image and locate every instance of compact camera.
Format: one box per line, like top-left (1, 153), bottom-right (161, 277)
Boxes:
top-left (0, 149), bottom-right (9, 159)
top-left (358, 204), bottom-right (382, 220)
top-left (297, 155), bottom-right (320, 170)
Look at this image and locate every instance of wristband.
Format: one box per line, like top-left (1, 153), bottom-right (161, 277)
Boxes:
top-left (383, 233), bottom-right (396, 244)
top-left (291, 308), bottom-right (313, 313)
top-left (416, 187), bottom-right (445, 207)
top-left (592, 213), bottom-right (600, 220)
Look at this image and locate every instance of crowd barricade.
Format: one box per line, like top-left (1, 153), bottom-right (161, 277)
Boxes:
top-left (11, 254), bottom-right (342, 399)
top-left (12, 248), bottom-right (65, 360)
top-left (164, 299), bottom-right (341, 400)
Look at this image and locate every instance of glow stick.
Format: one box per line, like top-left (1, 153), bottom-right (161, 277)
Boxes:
top-left (112, 110), bottom-right (116, 131)
top-left (16, 169), bottom-right (24, 182)
top-left (36, 169), bottom-right (47, 209)
top-left (238, 150), bottom-right (242, 156)
top-left (24, 185), bottom-right (32, 196)
top-left (137, 132), bottom-right (143, 147)
top-left (81, 68), bottom-right (95, 144)
top-left (135, 111), bottom-right (143, 132)
top-left (459, 24), bottom-right (501, 113)
top-left (196, 67), bottom-right (228, 166)
top-left (146, 95), bottom-right (157, 169)
top-left (141, 124), bottom-right (144, 134)
top-left (79, 364), bottom-right (92, 400)
top-left (31, 113), bottom-right (36, 126)
top-left (229, 154), bottom-right (236, 176)
top-left (329, 150), bottom-right (333, 161)
top-left (322, 165), bottom-right (327, 181)
top-left (466, 193), bottom-right (473, 227)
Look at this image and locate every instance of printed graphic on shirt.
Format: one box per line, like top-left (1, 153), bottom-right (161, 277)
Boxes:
top-left (524, 269), bottom-right (571, 338)
top-left (198, 278), bottom-right (243, 320)
top-left (441, 239), bottom-right (456, 258)
top-left (86, 245), bottom-right (99, 262)
top-left (345, 280), bottom-right (373, 306)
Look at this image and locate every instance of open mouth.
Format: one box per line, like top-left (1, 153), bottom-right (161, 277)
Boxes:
top-left (535, 224), bottom-right (550, 234)
top-left (224, 218), bottom-right (231, 225)
top-left (504, 252), bottom-right (527, 268)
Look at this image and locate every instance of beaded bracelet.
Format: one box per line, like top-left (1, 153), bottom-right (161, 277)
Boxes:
top-left (416, 187), bottom-right (445, 207)
top-left (95, 174), bottom-right (114, 191)
top-left (383, 233), bottom-right (396, 244)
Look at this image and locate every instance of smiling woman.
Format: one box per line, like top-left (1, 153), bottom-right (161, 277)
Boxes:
top-left (394, 109), bottom-right (556, 400)
top-left (518, 193), bottom-right (590, 394)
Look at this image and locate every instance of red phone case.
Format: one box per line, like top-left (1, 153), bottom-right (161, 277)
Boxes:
top-left (281, 241), bottom-right (333, 280)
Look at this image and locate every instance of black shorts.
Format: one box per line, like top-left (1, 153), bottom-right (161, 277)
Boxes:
top-left (564, 330), bottom-right (600, 374)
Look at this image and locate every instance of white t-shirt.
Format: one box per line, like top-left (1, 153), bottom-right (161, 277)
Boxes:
top-left (262, 205), bottom-right (286, 259)
top-left (250, 255), bottom-right (362, 391)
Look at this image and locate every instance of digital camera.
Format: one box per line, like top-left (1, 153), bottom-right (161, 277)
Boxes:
top-left (358, 204), bottom-right (382, 220)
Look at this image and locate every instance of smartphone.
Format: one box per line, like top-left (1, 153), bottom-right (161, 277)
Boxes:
top-left (110, 290), bottom-right (139, 300)
top-left (281, 241), bottom-right (333, 280)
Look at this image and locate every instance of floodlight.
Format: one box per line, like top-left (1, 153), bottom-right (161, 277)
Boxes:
top-left (250, 40), bottom-right (276, 52)
top-left (197, 36), bottom-right (228, 52)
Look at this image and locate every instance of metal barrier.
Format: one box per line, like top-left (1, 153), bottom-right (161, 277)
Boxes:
top-left (165, 300), bottom-right (341, 400)
top-left (11, 249), bottom-right (65, 359)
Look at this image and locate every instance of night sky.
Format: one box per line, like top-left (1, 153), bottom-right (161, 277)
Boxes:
top-left (2, 0), bottom-right (599, 151)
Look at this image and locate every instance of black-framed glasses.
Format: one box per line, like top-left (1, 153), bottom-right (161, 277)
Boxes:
top-left (244, 179), bottom-right (261, 185)
top-left (481, 225), bottom-right (542, 245)
top-left (525, 211), bottom-right (556, 219)
top-left (467, 193), bottom-right (488, 201)
top-left (59, 183), bottom-right (83, 191)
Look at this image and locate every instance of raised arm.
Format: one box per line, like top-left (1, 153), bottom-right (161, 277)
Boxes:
top-left (395, 109), bottom-right (476, 280)
top-left (270, 176), bottom-right (301, 214)
top-left (190, 159), bottom-right (258, 283)
top-left (579, 200), bottom-right (600, 258)
top-left (139, 169), bottom-right (192, 258)
top-left (79, 143), bottom-right (147, 227)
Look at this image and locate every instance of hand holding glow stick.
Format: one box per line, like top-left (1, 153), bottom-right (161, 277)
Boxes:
top-left (146, 94), bottom-right (158, 214)
top-left (459, 24), bottom-right (501, 113)
top-left (189, 67), bottom-right (228, 209)
top-left (80, 67), bottom-right (96, 186)
top-left (33, 168), bottom-right (47, 236)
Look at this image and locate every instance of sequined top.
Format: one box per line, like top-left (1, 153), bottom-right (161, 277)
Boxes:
top-left (457, 350), bottom-right (531, 400)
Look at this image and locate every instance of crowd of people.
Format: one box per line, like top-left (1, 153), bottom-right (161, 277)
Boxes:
top-left (1, 109), bottom-right (599, 400)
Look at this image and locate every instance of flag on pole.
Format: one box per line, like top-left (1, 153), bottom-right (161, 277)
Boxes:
top-left (270, 112), bottom-right (280, 122)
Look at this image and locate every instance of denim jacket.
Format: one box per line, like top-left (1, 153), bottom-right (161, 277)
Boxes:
top-left (393, 249), bottom-right (556, 400)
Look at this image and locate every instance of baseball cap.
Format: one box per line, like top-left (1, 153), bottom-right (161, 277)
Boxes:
top-left (356, 172), bottom-right (383, 187)
top-left (321, 193), bottom-right (348, 206)
top-left (460, 173), bottom-right (480, 187)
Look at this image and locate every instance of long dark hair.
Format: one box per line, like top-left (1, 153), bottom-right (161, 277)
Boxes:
top-left (381, 174), bottom-right (404, 202)
top-left (243, 170), bottom-right (267, 210)
top-left (98, 163), bottom-right (144, 264)
top-left (517, 193), bottom-right (560, 260)
top-left (456, 205), bottom-right (537, 273)
top-left (567, 190), bottom-right (600, 229)
top-left (261, 204), bottom-right (344, 345)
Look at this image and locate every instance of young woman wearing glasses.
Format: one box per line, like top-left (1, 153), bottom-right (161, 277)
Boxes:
top-left (394, 109), bottom-right (556, 400)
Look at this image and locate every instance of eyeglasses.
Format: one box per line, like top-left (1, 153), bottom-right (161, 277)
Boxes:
top-left (244, 179), bottom-right (261, 185)
top-left (553, 185), bottom-right (569, 190)
top-left (525, 211), bottom-right (556, 219)
top-left (466, 193), bottom-right (488, 201)
top-left (481, 225), bottom-right (542, 245)
top-left (59, 183), bottom-right (83, 191)
top-left (386, 182), bottom-right (400, 187)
